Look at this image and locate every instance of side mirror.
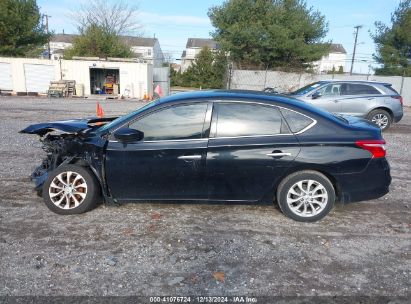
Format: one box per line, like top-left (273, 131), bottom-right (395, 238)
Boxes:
top-left (114, 128), bottom-right (144, 142)
top-left (311, 91), bottom-right (322, 99)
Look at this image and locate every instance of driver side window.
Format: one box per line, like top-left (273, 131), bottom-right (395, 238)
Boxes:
top-left (316, 83), bottom-right (341, 96)
top-left (128, 103), bottom-right (208, 141)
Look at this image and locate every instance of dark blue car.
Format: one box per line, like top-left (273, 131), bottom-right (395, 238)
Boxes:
top-left (21, 90), bottom-right (391, 222)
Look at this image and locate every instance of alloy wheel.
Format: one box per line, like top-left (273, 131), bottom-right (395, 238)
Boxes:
top-left (286, 179), bottom-right (328, 218)
top-left (48, 171), bottom-right (88, 209)
top-left (371, 113), bottom-right (389, 129)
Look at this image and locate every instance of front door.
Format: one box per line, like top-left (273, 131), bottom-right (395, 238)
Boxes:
top-left (105, 102), bottom-right (211, 200)
top-left (307, 83), bottom-right (342, 113)
top-left (206, 101), bottom-right (301, 201)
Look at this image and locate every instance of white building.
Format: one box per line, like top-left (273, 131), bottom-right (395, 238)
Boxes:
top-left (48, 34), bottom-right (77, 60)
top-left (0, 57), bottom-right (153, 98)
top-left (180, 38), bottom-right (219, 72)
top-left (48, 34), bottom-right (164, 67)
top-left (313, 44), bottom-right (347, 74)
top-left (124, 37), bottom-right (164, 67)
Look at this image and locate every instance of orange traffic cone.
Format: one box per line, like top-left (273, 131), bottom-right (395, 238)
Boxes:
top-left (96, 102), bottom-right (104, 118)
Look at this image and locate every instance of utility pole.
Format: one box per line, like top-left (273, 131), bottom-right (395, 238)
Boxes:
top-left (350, 25), bottom-right (362, 75)
top-left (44, 15), bottom-right (51, 59)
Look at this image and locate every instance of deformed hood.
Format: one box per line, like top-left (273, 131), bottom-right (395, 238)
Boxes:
top-left (20, 117), bottom-right (117, 136)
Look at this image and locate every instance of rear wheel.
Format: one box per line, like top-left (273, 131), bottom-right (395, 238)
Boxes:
top-left (367, 109), bottom-right (392, 131)
top-left (42, 165), bottom-right (100, 215)
top-left (276, 170), bottom-right (335, 222)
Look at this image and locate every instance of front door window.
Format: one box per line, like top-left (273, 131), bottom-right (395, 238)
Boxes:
top-left (128, 103), bottom-right (208, 141)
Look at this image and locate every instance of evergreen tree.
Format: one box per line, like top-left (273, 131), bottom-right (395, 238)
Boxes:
top-left (182, 47), bottom-right (228, 89)
top-left (208, 0), bottom-right (329, 70)
top-left (64, 24), bottom-right (132, 59)
top-left (371, 0), bottom-right (411, 76)
top-left (0, 0), bottom-right (51, 57)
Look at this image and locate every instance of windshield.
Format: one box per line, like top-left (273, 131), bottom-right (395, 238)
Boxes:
top-left (291, 82), bottom-right (324, 95)
top-left (98, 99), bottom-right (161, 132)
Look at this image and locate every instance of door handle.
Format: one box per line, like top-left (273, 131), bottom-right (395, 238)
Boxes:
top-left (178, 155), bottom-right (202, 160)
top-left (266, 152), bottom-right (291, 157)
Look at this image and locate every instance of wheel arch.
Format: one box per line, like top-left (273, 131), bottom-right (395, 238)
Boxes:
top-left (268, 166), bottom-right (342, 203)
top-left (64, 157), bottom-right (106, 195)
top-left (367, 107), bottom-right (394, 120)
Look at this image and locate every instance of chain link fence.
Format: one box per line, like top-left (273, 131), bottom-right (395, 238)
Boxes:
top-left (227, 68), bottom-right (411, 107)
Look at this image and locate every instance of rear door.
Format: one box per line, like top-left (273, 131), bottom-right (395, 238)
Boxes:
top-left (206, 101), bottom-right (302, 201)
top-left (337, 83), bottom-right (382, 117)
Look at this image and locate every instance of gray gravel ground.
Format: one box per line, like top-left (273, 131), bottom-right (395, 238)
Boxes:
top-left (0, 96), bottom-right (410, 299)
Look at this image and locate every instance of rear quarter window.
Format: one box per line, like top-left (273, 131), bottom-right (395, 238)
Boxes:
top-left (383, 84), bottom-right (399, 95)
top-left (280, 108), bottom-right (315, 133)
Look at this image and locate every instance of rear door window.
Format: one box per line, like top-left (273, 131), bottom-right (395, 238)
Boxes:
top-left (341, 84), bottom-right (381, 95)
top-left (212, 103), bottom-right (289, 137)
top-left (280, 108), bottom-right (315, 133)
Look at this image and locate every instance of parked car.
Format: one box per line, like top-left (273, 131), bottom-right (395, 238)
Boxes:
top-left (263, 87), bottom-right (280, 94)
top-left (288, 80), bottom-right (403, 130)
top-left (20, 90), bottom-right (391, 222)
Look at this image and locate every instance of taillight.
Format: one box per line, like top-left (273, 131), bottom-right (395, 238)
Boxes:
top-left (393, 95), bottom-right (403, 107)
top-left (355, 140), bottom-right (386, 158)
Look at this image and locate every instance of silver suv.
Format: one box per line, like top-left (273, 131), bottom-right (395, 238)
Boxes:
top-left (289, 80), bottom-right (404, 130)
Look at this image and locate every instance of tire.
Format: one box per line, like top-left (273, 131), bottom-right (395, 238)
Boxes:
top-left (276, 170), bottom-right (335, 222)
top-left (36, 189), bottom-right (43, 198)
top-left (367, 109), bottom-right (392, 131)
top-left (42, 165), bottom-right (101, 215)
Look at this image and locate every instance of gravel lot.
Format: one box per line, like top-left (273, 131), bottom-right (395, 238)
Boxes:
top-left (0, 96), bottom-right (410, 299)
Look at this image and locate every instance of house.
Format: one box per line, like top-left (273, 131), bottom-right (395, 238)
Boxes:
top-left (47, 34), bottom-right (165, 67)
top-left (180, 38), bottom-right (219, 72)
top-left (48, 34), bottom-right (77, 60)
top-left (313, 44), bottom-right (347, 74)
top-left (124, 37), bottom-right (164, 67)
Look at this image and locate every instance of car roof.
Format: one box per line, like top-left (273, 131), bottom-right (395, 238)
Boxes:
top-left (156, 89), bottom-right (339, 120)
top-left (157, 89), bottom-right (304, 107)
top-left (317, 80), bottom-right (392, 86)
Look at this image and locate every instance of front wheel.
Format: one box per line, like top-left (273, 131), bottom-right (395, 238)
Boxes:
top-left (276, 170), bottom-right (335, 222)
top-left (42, 165), bottom-right (101, 215)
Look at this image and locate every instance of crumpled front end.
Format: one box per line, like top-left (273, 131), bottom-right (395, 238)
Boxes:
top-left (30, 134), bottom-right (84, 193)
top-left (20, 117), bottom-right (113, 195)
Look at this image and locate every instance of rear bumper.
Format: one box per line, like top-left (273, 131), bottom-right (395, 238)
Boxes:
top-left (335, 158), bottom-right (391, 204)
top-left (393, 110), bottom-right (403, 123)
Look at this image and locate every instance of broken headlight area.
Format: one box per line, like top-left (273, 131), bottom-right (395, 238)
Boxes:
top-left (31, 134), bottom-right (81, 192)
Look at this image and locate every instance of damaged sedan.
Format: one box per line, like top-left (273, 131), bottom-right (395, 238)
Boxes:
top-left (20, 90), bottom-right (391, 222)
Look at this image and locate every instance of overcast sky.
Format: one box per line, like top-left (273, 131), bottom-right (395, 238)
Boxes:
top-left (38, 0), bottom-right (401, 73)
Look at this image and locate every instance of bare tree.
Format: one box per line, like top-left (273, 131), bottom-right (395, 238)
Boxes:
top-left (73, 0), bottom-right (142, 36)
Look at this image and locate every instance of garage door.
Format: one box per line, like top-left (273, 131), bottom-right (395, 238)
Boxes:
top-left (24, 64), bottom-right (55, 93)
top-left (0, 62), bottom-right (13, 90)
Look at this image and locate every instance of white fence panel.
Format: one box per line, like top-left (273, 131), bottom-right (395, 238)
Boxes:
top-left (0, 62), bottom-right (13, 90)
top-left (24, 64), bottom-right (55, 93)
